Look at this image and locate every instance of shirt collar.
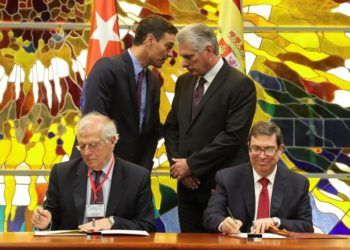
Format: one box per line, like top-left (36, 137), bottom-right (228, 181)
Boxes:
top-left (128, 48), bottom-right (144, 75)
top-left (90, 155), bottom-right (114, 180)
top-left (202, 57), bottom-right (224, 84)
top-left (252, 165), bottom-right (277, 185)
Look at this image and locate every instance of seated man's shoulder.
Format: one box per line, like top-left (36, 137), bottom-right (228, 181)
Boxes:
top-left (216, 162), bottom-right (251, 180)
top-left (281, 166), bottom-right (308, 184)
top-left (52, 157), bottom-right (84, 173)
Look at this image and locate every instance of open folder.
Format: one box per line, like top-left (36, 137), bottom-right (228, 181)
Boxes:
top-left (231, 233), bottom-right (286, 239)
top-left (229, 226), bottom-right (349, 240)
top-left (34, 229), bottom-right (149, 237)
top-left (267, 226), bottom-right (348, 239)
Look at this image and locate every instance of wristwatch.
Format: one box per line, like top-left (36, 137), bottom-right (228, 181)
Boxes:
top-left (108, 216), bottom-right (115, 227)
top-left (272, 217), bottom-right (281, 227)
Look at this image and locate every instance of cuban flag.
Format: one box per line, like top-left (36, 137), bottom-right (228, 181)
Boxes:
top-left (81, 0), bottom-right (122, 109)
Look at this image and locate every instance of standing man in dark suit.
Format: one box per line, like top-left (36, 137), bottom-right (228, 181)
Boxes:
top-left (32, 113), bottom-right (155, 232)
top-left (73, 16), bottom-right (178, 170)
top-left (164, 24), bottom-right (256, 232)
top-left (203, 121), bottom-right (313, 234)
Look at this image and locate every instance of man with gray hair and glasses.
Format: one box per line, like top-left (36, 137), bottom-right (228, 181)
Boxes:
top-left (203, 121), bottom-right (313, 234)
top-left (32, 112), bottom-right (155, 232)
top-left (164, 23), bottom-right (256, 232)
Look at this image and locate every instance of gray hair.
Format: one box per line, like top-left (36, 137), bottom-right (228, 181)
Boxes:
top-left (248, 121), bottom-right (283, 147)
top-left (77, 112), bottom-right (118, 142)
top-left (176, 23), bottom-right (219, 55)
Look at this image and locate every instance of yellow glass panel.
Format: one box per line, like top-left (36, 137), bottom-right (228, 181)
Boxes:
top-left (279, 32), bottom-right (320, 48)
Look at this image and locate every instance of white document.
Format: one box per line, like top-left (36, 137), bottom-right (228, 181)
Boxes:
top-left (34, 229), bottom-right (149, 237)
top-left (232, 233), bottom-right (286, 239)
top-left (34, 230), bottom-right (84, 236)
top-left (101, 230), bottom-right (149, 236)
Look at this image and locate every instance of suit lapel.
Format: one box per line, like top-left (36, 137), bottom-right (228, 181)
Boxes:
top-left (122, 52), bottom-right (139, 122)
top-left (189, 60), bottom-right (230, 127)
top-left (106, 157), bottom-right (127, 215)
top-left (183, 77), bottom-right (196, 127)
top-left (72, 161), bottom-right (88, 225)
top-left (240, 165), bottom-right (255, 220)
top-left (270, 166), bottom-right (286, 216)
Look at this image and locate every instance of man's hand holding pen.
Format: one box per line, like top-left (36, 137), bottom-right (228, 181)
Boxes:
top-left (220, 207), bottom-right (242, 234)
top-left (31, 206), bottom-right (52, 230)
top-left (220, 217), bottom-right (243, 235)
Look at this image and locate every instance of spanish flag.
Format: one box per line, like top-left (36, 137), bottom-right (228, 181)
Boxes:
top-left (218, 0), bottom-right (245, 73)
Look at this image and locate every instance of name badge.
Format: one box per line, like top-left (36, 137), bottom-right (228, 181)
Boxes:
top-left (86, 204), bottom-right (105, 218)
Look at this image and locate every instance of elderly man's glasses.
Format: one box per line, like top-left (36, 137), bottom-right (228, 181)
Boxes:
top-left (249, 145), bottom-right (278, 156)
top-left (76, 140), bottom-right (105, 152)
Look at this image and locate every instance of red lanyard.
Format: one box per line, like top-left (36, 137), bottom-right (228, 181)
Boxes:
top-left (88, 156), bottom-right (115, 201)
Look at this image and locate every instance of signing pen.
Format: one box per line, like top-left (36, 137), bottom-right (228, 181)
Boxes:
top-left (226, 207), bottom-right (233, 218)
top-left (37, 203), bottom-right (47, 220)
top-left (226, 207), bottom-right (238, 225)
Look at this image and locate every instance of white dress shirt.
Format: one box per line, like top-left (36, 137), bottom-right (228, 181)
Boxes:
top-left (252, 166), bottom-right (277, 220)
top-left (84, 156), bottom-right (114, 223)
top-left (194, 58), bottom-right (224, 94)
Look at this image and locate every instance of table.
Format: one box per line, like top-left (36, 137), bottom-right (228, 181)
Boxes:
top-left (0, 233), bottom-right (349, 250)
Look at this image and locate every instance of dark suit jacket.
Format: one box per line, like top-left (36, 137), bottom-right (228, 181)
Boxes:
top-left (44, 156), bottom-right (155, 232)
top-left (80, 52), bottom-right (160, 170)
top-left (164, 60), bottom-right (256, 198)
top-left (203, 163), bottom-right (314, 233)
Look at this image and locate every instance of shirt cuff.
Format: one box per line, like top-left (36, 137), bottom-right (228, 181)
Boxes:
top-left (273, 217), bottom-right (281, 228)
top-left (218, 221), bottom-right (224, 232)
top-left (35, 221), bottom-right (52, 231)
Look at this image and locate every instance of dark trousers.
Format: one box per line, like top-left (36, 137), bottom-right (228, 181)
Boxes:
top-left (177, 183), bottom-right (212, 233)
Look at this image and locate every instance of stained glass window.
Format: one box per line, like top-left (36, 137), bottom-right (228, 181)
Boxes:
top-left (0, 0), bottom-right (349, 234)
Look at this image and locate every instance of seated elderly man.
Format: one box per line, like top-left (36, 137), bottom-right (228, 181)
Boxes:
top-left (32, 112), bottom-right (155, 232)
top-left (203, 121), bottom-right (313, 234)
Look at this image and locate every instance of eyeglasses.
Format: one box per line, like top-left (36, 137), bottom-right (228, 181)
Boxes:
top-left (249, 145), bottom-right (278, 156)
top-left (76, 140), bottom-right (105, 152)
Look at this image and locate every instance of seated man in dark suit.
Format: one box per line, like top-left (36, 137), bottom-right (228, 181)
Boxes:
top-left (203, 121), bottom-right (313, 234)
top-left (32, 112), bottom-right (155, 232)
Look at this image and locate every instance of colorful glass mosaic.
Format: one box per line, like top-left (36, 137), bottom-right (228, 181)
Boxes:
top-left (0, 0), bottom-right (349, 234)
top-left (243, 1), bottom-right (350, 234)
